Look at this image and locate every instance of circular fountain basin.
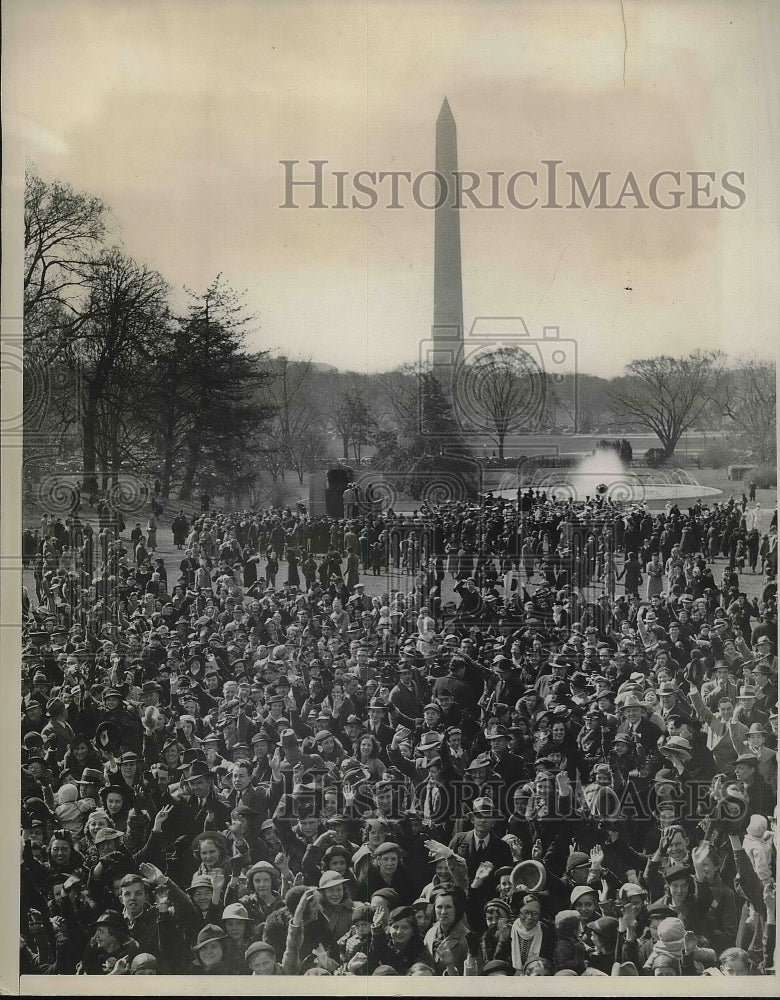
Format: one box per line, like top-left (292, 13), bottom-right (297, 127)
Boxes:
top-left (488, 466), bottom-right (722, 505)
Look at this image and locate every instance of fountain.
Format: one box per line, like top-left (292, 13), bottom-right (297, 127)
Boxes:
top-left (489, 450), bottom-right (723, 506)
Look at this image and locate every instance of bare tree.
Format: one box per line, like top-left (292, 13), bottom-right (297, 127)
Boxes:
top-left (459, 345), bottom-right (544, 460)
top-left (264, 355), bottom-right (321, 478)
top-left (719, 359), bottom-right (776, 465)
top-left (373, 364), bottom-right (420, 436)
top-left (609, 351), bottom-right (726, 458)
top-left (24, 171), bottom-right (107, 322)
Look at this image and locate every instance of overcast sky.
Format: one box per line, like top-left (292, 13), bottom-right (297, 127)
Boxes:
top-left (4, 0), bottom-right (778, 377)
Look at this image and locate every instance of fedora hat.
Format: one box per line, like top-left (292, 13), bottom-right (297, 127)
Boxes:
top-left (658, 736), bottom-right (692, 761)
top-left (470, 796), bottom-right (500, 818)
top-left (75, 768), bottom-right (103, 784)
top-left (184, 759), bottom-right (212, 781)
top-left (276, 729), bottom-right (298, 748)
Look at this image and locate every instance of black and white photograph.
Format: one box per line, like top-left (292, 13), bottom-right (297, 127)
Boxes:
top-left (2, 0), bottom-right (778, 994)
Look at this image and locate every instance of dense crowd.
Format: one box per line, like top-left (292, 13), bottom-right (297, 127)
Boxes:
top-left (19, 485), bottom-right (779, 977)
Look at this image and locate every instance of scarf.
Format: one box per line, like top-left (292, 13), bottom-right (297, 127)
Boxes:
top-left (511, 922), bottom-right (543, 971)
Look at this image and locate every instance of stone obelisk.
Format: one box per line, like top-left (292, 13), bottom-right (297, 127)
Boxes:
top-left (433, 97), bottom-right (464, 369)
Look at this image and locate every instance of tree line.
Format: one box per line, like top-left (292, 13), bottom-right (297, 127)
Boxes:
top-left (22, 170), bottom-right (776, 508)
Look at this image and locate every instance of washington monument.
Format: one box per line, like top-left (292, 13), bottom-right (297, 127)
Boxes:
top-left (432, 97), bottom-right (464, 368)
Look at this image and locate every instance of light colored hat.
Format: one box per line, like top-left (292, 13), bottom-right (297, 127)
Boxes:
top-left (318, 870), bottom-right (349, 889)
top-left (746, 814), bottom-right (769, 839)
top-left (470, 796), bottom-right (500, 817)
top-left (571, 884), bottom-right (598, 904)
top-left (221, 902), bottom-right (252, 922)
top-left (94, 827), bottom-right (124, 845)
top-left (659, 736), bottom-right (692, 760)
top-left (657, 916), bottom-right (686, 953)
top-left (510, 860), bottom-right (546, 891)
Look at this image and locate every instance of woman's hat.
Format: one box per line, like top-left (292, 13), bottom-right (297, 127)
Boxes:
top-left (245, 941), bottom-right (276, 962)
top-left (99, 784), bottom-right (133, 804)
top-left (374, 841), bottom-right (401, 858)
top-left (93, 827), bottom-right (124, 845)
top-left (587, 915), bottom-right (619, 944)
top-left (246, 860), bottom-right (279, 879)
top-left (318, 870), bottom-right (349, 889)
top-left (93, 910), bottom-right (128, 933)
top-left (483, 897), bottom-right (512, 917)
top-left (221, 902), bottom-right (252, 922)
top-left (571, 884), bottom-right (598, 903)
top-left (192, 923), bottom-right (227, 951)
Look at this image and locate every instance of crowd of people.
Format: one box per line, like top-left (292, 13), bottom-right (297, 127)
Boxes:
top-left (19, 483), bottom-right (779, 977)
